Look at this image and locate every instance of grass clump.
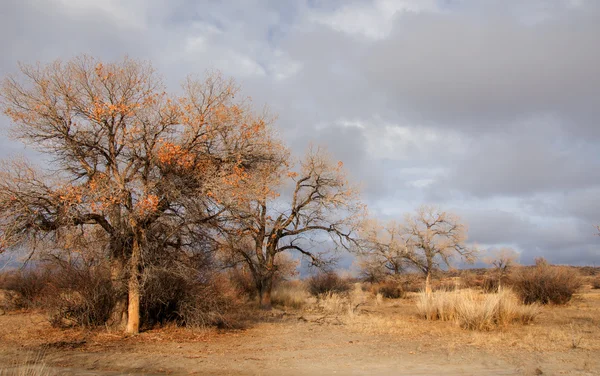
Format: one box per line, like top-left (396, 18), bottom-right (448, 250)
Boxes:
top-left (417, 288), bottom-right (540, 330)
top-left (270, 281), bottom-right (311, 309)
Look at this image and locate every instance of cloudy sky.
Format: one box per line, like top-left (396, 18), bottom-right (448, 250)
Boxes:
top-left (1, 0), bottom-right (599, 266)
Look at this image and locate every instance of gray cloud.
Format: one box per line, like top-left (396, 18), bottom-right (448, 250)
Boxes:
top-left (0, 0), bottom-right (599, 265)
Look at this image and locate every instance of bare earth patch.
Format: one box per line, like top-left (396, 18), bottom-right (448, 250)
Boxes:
top-left (1, 289), bottom-right (599, 375)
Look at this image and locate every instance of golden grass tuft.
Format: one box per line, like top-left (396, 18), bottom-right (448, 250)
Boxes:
top-left (417, 288), bottom-right (540, 330)
top-left (318, 284), bottom-right (368, 317)
top-left (0, 352), bottom-right (49, 376)
top-left (270, 281), bottom-right (312, 309)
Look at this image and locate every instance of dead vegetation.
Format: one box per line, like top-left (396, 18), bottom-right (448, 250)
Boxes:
top-left (416, 288), bottom-right (540, 330)
top-left (510, 259), bottom-right (582, 305)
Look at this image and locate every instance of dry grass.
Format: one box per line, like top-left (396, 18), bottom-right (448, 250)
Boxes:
top-left (317, 284), bottom-right (368, 317)
top-left (417, 288), bottom-right (540, 330)
top-left (270, 281), bottom-right (312, 309)
top-left (0, 352), bottom-right (49, 376)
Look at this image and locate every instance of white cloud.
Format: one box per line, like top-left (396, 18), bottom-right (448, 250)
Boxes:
top-left (308, 0), bottom-right (440, 39)
top-left (50, 0), bottom-right (149, 30)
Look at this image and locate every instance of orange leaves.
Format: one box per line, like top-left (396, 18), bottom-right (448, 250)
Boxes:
top-left (3, 107), bottom-right (37, 124)
top-left (157, 142), bottom-right (196, 170)
top-left (95, 63), bottom-right (104, 77)
top-left (89, 100), bottom-right (140, 121)
top-left (95, 62), bottom-right (114, 82)
top-left (135, 194), bottom-right (159, 217)
top-left (58, 185), bottom-right (85, 205)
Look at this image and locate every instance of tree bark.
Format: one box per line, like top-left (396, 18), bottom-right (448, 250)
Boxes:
top-left (425, 271), bottom-right (432, 296)
top-left (126, 233), bottom-right (141, 334)
top-left (258, 276), bottom-right (273, 310)
top-left (109, 257), bottom-right (128, 329)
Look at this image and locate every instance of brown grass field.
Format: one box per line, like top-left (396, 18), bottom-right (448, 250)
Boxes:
top-left (1, 282), bottom-right (599, 376)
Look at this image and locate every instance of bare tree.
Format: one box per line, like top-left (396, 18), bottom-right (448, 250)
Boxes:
top-left (484, 247), bottom-right (519, 290)
top-left (402, 205), bottom-right (476, 294)
top-left (221, 147), bottom-right (364, 309)
top-left (0, 56), bottom-right (283, 333)
top-left (356, 219), bottom-right (410, 280)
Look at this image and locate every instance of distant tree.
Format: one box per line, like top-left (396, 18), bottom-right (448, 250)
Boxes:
top-left (0, 56), bottom-right (283, 333)
top-left (357, 219), bottom-right (410, 280)
top-left (484, 247), bottom-right (519, 290)
top-left (221, 147), bottom-right (364, 309)
top-left (402, 205), bottom-right (477, 294)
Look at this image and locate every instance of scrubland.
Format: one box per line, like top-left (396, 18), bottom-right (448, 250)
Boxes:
top-left (1, 266), bottom-right (599, 375)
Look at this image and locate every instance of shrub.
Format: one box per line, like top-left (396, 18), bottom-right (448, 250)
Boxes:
top-left (461, 273), bottom-right (485, 289)
top-left (592, 276), bottom-right (600, 290)
top-left (510, 263), bottom-right (582, 305)
top-left (307, 271), bottom-right (351, 296)
top-left (44, 263), bottom-right (116, 328)
top-left (433, 279), bottom-right (459, 292)
top-left (140, 265), bottom-right (234, 328)
top-left (481, 276), bottom-right (499, 293)
top-left (417, 289), bottom-right (540, 330)
top-left (228, 267), bottom-right (257, 298)
top-left (0, 268), bottom-right (52, 310)
top-left (376, 281), bottom-right (405, 299)
top-left (395, 274), bottom-right (423, 293)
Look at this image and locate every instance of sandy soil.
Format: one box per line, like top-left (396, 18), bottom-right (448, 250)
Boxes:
top-left (1, 290), bottom-right (599, 375)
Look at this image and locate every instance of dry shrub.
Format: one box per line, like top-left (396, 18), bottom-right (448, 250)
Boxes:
top-left (510, 262), bottom-right (582, 305)
top-left (43, 263), bottom-right (116, 328)
top-left (270, 280), bottom-right (311, 309)
top-left (227, 254), bottom-right (300, 299)
top-left (417, 289), bottom-right (540, 330)
top-left (481, 276), bottom-right (500, 293)
top-left (376, 280), bottom-right (405, 299)
top-left (461, 272), bottom-right (485, 289)
top-left (307, 271), bottom-right (351, 296)
top-left (0, 268), bottom-right (51, 310)
top-left (141, 265), bottom-right (235, 328)
top-left (591, 276), bottom-right (600, 289)
top-left (379, 274), bottom-right (422, 293)
top-left (0, 261), bottom-right (117, 327)
top-left (433, 278), bottom-right (459, 292)
top-left (228, 267), bottom-right (257, 298)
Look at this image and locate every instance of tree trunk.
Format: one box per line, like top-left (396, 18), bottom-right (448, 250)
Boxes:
top-left (109, 257), bottom-right (128, 329)
top-left (425, 271), bottom-right (432, 296)
top-left (126, 234), bottom-right (141, 334)
top-left (258, 276), bottom-right (273, 310)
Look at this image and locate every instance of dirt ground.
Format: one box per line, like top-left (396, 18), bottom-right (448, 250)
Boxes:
top-left (1, 289), bottom-right (599, 375)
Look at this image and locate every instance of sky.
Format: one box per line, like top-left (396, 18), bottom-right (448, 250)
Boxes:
top-left (0, 0), bottom-right (599, 266)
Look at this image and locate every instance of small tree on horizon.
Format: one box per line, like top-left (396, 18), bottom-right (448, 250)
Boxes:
top-left (484, 247), bottom-right (519, 290)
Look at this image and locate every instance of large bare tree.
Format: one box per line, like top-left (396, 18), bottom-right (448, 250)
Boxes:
top-left (0, 56), bottom-right (283, 333)
top-left (221, 147), bottom-right (365, 309)
top-left (402, 205), bottom-right (477, 294)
